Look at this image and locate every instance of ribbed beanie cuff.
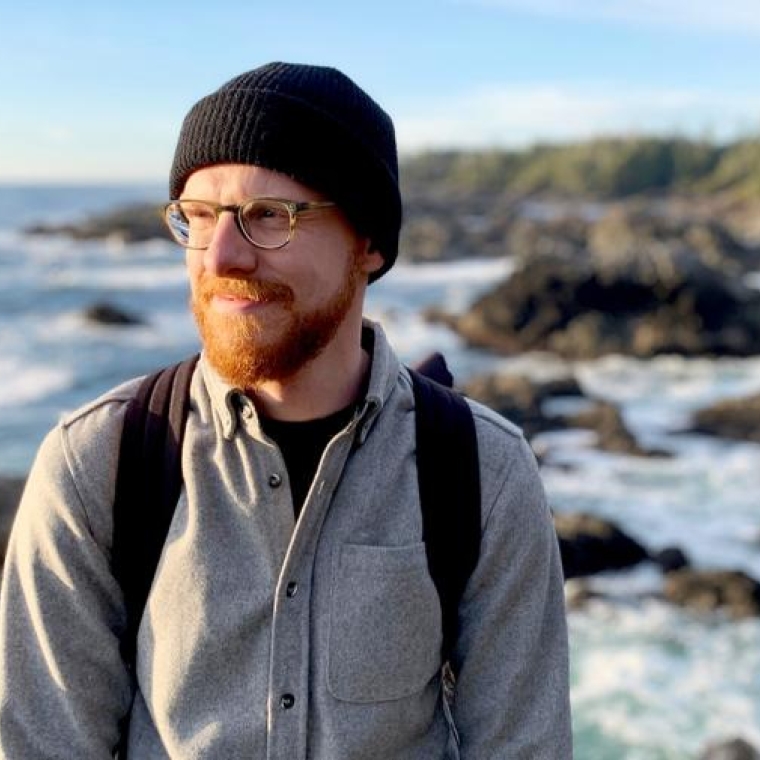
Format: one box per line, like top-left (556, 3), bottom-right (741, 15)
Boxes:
top-left (170, 62), bottom-right (401, 281)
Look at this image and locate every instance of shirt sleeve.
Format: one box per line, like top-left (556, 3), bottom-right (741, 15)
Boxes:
top-left (449, 422), bottom-right (573, 759)
top-left (0, 421), bottom-right (133, 759)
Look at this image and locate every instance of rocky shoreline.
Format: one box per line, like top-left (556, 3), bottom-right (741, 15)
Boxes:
top-left (14, 193), bottom-right (760, 609)
top-left (11, 189), bottom-right (760, 756)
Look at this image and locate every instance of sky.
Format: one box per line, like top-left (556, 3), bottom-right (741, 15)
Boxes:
top-left (2, 0), bottom-right (760, 184)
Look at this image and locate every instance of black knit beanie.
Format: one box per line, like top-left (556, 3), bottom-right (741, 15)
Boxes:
top-left (170, 62), bottom-right (401, 281)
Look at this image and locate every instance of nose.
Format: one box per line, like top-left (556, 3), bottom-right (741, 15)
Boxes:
top-left (202, 211), bottom-right (258, 277)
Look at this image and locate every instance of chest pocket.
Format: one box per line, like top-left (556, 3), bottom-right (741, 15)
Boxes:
top-left (327, 542), bottom-right (443, 703)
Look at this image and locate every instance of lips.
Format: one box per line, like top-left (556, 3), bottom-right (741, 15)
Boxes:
top-left (211, 293), bottom-right (276, 314)
top-left (199, 277), bottom-right (294, 313)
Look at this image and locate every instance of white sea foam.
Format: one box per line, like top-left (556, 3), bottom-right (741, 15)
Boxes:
top-left (45, 263), bottom-right (187, 290)
top-left (574, 354), bottom-right (760, 434)
top-left (0, 357), bottom-right (73, 408)
top-left (388, 256), bottom-right (514, 286)
top-left (570, 599), bottom-right (760, 757)
top-left (541, 435), bottom-right (760, 578)
top-left (370, 256), bottom-right (513, 313)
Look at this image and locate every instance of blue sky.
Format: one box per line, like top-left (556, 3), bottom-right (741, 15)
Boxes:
top-left (2, 0), bottom-right (760, 183)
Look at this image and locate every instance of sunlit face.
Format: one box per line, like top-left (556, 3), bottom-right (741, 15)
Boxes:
top-left (183, 164), bottom-right (383, 389)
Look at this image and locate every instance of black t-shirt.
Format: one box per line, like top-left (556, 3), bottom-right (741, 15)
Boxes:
top-left (260, 404), bottom-right (356, 519)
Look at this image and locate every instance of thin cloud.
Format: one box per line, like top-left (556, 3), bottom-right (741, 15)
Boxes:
top-left (463, 0), bottom-right (760, 34)
top-left (394, 84), bottom-right (760, 152)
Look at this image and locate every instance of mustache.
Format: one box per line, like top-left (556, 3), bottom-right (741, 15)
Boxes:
top-left (197, 276), bottom-right (294, 304)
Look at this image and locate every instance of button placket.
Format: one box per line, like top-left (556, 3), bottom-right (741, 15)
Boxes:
top-left (267, 428), bottom-right (356, 757)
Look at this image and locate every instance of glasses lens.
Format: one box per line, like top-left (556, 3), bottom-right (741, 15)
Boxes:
top-left (165, 201), bottom-right (217, 249)
top-left (240, 200), bottom-right (292, 249)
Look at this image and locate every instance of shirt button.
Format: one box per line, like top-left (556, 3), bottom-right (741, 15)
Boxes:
top-left (268, 473), bottom-right (283, 488)
top-left (280, 693), bottom-right (295, 710)
top-left (286, 581), bottom-right (298, 598)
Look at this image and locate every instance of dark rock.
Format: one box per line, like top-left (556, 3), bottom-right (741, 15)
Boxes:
top-left (400, 193), bottom-right (519, 262)
top-left (463, 373), bottom-right (582, 439)
top-left (664, 568), bottom-right (760, 619)
top-left (0, 478), bottom-right (25, 569)
top-left (84, 302), bottom-right (144, 327)
top-left (463, 370), bottom-right (666, 457)
top-left (563, 401), bottom-right (670, 458)
top-left (25, 203), bottom-right (170, 243)
top-left (554, 512), bottom-right (649, 579)
top-left (507, 200), bottom-right (760, 273)
top-left (652, 546), bottom-right (690, 573)
top-left (588, 206), bottom-right (760, 275)
top-left (439, 238), bottom-right (760, 360)
top-left (698, 737), bottom-right (760, 760)
top-left (689, 393), bottom-right (760, 443)
top-left (504, 215), bottom-right (588, 261)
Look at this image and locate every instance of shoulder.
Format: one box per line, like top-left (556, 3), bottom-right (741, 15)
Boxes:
top-left (465, 394), bottom-right (535, 470)
top-left (60, 376), bottom-right (143, 430)
top-left (57, 377), bottom-right (145, 490)
top-left (54, 377), bottom-right (146, 518)
top-left (466, 395), bottom-right (523, 441)
top-left (15, 376), bottom-right (147, 555)
top-left (463, 395), bottom-right (546, 523)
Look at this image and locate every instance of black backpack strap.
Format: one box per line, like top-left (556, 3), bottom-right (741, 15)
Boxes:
top-left (409, 366), bottom-right (481, 667)
top-left (111, 354), bottom-right (199, 671)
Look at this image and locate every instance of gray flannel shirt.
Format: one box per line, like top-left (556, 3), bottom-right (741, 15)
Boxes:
top-left (0, 321), bottom-right (572, 759)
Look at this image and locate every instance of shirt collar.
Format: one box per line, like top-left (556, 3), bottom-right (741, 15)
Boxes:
top-left (198, 355), bottom-right (244, 439)
top-left (197, 319), bottom-right (400, 443)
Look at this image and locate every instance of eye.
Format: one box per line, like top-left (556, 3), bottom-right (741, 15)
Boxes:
top-left (181, 202), bottom-right (216, 223)
top-left (242, 200), bottom-right (291, 225)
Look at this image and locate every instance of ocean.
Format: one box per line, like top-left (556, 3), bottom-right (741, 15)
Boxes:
top-left (0, 184), bottom-right (758, 758)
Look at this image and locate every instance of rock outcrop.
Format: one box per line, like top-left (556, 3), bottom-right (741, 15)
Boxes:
top-left (698, 737), bottom-right (760, 760)
top-left (464, 372), bottom-right (666, 456)
top-left (83, 302), bottom-right (144, 327)
top-left (442, 244), bottom-right (760, 359)
top-left (689, 394), bottom-right (760, 443)
top-left (463, 373), bottom-right (582, 439)
top-left (664, 569), bottom-right (760, 619)
top-left (25, 203), bottom-right (168, 243)
top-left (553, 512), bottom-right (649, 579)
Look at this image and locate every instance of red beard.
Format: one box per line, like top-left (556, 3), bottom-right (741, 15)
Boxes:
top-left (192, 263), bottom-right (360, 390)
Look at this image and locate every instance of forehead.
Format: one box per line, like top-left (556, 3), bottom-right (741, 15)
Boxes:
top-left (181, 163), bottom-right (321, 201)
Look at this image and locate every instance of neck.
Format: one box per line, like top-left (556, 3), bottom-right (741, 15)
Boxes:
top-left (249, 321), bottom-right (370, 421)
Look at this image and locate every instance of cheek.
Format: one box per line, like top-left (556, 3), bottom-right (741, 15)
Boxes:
top-left (185, 251), bottom-right (204, 291)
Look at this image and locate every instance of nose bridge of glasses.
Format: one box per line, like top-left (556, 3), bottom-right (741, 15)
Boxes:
top-left (214, 203), bottom-right (254, 247)
top-left (203, 206), bottom-right (263, 271)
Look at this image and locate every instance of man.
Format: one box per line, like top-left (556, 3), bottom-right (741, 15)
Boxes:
top-left (0, 62), bottom-right (572, 758)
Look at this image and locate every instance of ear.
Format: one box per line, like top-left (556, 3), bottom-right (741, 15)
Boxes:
top-left (358, 239), bottom-right (385, 276)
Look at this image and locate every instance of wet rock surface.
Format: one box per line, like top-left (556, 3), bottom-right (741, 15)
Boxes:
top-left (663, 568), bottom-right (760, 619)
top-left (464, 370), bottom-right (668, 457)
top-left (25, 203), bottom-right (169, 243)
top-left (554, 512), bottom-right (649, 580)
top-left (688, 393), bottom-right (760, 443)
top-left (441, 245), bottom-right (760, 359)
top-left (83, 302), bottom-right (144, 326)
top-left (698, 737), bottom-right (760, 760)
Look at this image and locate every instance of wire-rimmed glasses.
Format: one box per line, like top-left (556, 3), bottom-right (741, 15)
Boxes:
top-left (163, 197), bottom-right (336, 250)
